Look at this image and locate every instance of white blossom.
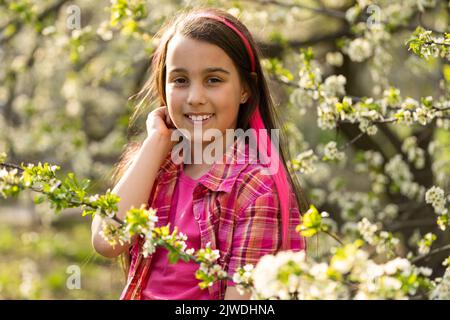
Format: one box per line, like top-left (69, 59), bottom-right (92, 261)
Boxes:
top-left (385, 155), bottom-right (411, 180)
top-left (290, 88), bottom-right (315, 111)
top-left (413, 106), bottom-right (435, 125)
top-left (347, 38), bottom-right (373, 62)
top-left (345, 5), bottom-right (361, 24)
top-left (321, 75), bottom-right (346, 98)
top-left (326, 51), bottom-right (344, 67)
top-left (430, 269), bottom-right (450, 300)
top-left (378, 204), bottom-right (399, 221)
top-left (383, 257), bottom-right (411, 275)
top-left (425, 186), bottom-right (447, 215)
top-left (142, 237), bottom-right (156, 258)
top-left (401, 136), bottom-right (426, 169)
top-left (323, 141), bottom-right (345, 162)
top-left (317, 102), bottom-right (338, 130)
top-left (292, 149), bottom-right (318, 174)
top-left (358, 218), bottom-right (379, 245)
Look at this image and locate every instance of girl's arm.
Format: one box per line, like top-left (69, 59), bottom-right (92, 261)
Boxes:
top-left (91, 105), bottom-right (177, 258)
top-left (91, 131), bottom-right (173, 258)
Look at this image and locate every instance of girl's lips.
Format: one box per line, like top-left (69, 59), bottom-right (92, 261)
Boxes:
top-left (184, 114), bottom-right (215, 125)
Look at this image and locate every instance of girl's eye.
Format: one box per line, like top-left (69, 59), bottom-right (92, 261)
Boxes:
top-left (173, 78), bottom-right (187, 84)
top-left (171, 77), bottom-right (222, 85)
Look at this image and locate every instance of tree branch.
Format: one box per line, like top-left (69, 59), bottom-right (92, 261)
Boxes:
top-left (0, 0), bottom-right (70, 45)
top-left (0, 161), bottom-right (125, 226)
top-left (412, 244), bottom-right (450, 264)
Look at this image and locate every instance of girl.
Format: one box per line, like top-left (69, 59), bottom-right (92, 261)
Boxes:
top-left (91, 7), bottom-right (309, 300)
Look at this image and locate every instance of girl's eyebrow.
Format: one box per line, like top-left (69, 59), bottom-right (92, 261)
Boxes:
top-left (168, 67), bottom-right (230, 75)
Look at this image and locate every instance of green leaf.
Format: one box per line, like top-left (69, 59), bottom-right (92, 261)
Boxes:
top-left (296, 204), bottom-right (322, 237)
top-left (180, 254), bottom-right (190, 262)
top-left (22, 170), bottom-right (33, 187)
top-left (443, 64), bottom-right (450, 83)
top-left (34, 195), bottom-right (45, 204)
top-left (168, 251), bottom-right (180, 264)
top-left (301, 47), bottom-right (314, 61)
top-left (80, 179), bottom-right (91, 190)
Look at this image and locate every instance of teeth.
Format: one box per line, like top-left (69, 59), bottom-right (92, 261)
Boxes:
top-left (187, 114), bottom-right (213, 121)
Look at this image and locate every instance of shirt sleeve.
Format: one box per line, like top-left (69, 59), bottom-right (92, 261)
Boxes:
top-left (227, 191), bottom-right (282, 287)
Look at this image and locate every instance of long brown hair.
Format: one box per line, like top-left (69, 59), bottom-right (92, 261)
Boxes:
top-left (112, 7), bottom-right (310, 280)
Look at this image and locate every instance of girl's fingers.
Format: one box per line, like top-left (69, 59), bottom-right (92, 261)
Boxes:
top-left (154, 106), bottom-right (167, 116)
top-left (146, 105), bottom-right (176, 134)
top-left (148, 106), bottom-right (167, 122)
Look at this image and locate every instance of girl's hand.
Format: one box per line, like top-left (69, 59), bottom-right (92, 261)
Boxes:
top-left (146, 106), bottom-right (176, 139)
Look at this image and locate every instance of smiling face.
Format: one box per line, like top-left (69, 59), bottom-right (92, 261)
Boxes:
top-left (164, 34), bottom-right (250, 146)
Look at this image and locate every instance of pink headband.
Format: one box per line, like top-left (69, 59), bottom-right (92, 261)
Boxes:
top-left (193, 13), bottom-right (295, 251)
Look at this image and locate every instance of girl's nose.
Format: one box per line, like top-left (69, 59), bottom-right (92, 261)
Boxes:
top-left (187, 82), bottom-right (207, 106)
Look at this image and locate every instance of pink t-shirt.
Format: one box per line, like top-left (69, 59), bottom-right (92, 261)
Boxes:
top-left (142, 166), bottom-right (211, 300)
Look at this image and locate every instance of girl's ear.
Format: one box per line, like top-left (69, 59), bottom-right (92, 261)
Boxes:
top-left (241, 72), bottom-right (257, 103)
top-left (239, 72), bottom-right (257, 104)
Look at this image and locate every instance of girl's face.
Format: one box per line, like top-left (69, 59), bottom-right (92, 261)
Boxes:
top-left (164, 34), bottom-right (250, 144)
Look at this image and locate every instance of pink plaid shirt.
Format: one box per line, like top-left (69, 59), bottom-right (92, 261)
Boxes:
top-left (120, 138), bottom-right (306, 300)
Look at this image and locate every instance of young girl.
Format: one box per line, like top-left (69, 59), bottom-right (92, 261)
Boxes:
top-left (91, 7), bottom-right (309, 300)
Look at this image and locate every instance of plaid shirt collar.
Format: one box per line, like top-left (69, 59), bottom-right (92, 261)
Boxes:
top-left (158, 137), bottom-right (253, 193)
